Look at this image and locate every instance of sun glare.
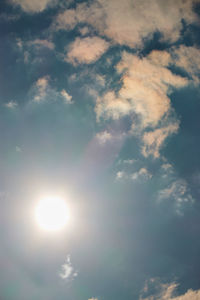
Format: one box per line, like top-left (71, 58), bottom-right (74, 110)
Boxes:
top-left (35, 197), bottom-right (69, 231)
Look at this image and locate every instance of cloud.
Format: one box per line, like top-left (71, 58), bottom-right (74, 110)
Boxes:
top-left (4, 101), bottom-right (18, 109)
top-left (30, 39), bottom-right (55, 50)
top-left (123, 159), bottom-right (136, 165)
top-left (171, 45), bottom-right (200, 84)
top-left (66, 36), bottom-right (110, 65)
top-left (88, 298), bottom-right (98, 300)
top-left (11, 0), bottom-right (57, 13)
top-left (116, 168), bottom-right (152, 182)
top-left (142, 123), bottom-right (179, 158)
top-left (96, 131), bottom-right (112, 145)
top-left (96, 51), bottom-right (187, 126)
top-left (95, 49), bottom-right (189, 157)
top-left (140, 280), bottom-right (200, 300)
top-left (131, 168), bottom-right (152, 181)
top-left (61, 89), bottom-right (73, 104)
top-left (59, 255), bottom-right (78, 280)
top-left (116, 171), bottom-right (125, 180)
top-left (55, 0), bottom-right (199, 47)
top-left (158, 179), bottom-right (194, 214)
top-left (33, 77), bottom-right (49, 102)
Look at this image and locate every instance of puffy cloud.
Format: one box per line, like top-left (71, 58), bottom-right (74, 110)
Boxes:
top-left (59, 255), bottom-right (78, 280)
top-left (95, 50), bottom-right (188, 157)
top-left (171, 45), bottom-right (200, 84)
top-left (123, 159), bottom-right (136, 165)
top-left (158, 179), bottom-right (194, 214)
top-left (171, 289), bottom-right (200, 299)
top-left (96, 130), bottom-right (112, 145)
top-left (116, 168), bottom-right (152, 181)
top-left (66, 36), bottom-right (109, 65)
top-left (33, 77), bottom-right (49, 102)
top-left (4, 101), bottom-right (18, 109)
top-left (61, 89), bottom-right (73, 104)
top-left (96, 51), bottom-right (187, 127)
top-left (131, 168), bottom-right (152, 181)
top-left (142, 123), bottom-right (179, 158)
top-left (88, 298), bottom-right (98, 300)
top-left (140, 280), bottom-right (200, 300)
top-left (116, 171), bottom-right (125, 180)
top-left (11, 0), bottom-right (57, 13)
top-left (55, 0), bottom-right (200, 47)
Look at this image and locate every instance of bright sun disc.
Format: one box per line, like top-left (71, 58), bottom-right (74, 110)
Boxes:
top-left (35, 197), bottom-right (69, 231)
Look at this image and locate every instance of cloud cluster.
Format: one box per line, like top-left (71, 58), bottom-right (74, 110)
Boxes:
top-left (12, 0), bottom-right (56, 13)
top-left (55, 0), bottom-right (199, 47)
top-left (95, 49), bottom-right (188, 157)
top-left (54, 0), bottom-right (200, 159)
top-left (158, 179), bottom-right (194, 213)
top-left (116, 167), bottom-right (152, 182)
top-left (32, 77), bottom-right (73, 105)
top-left (66, 37), bottom-right (109, 65)
top-left (140, 280), bottom-right (200, 300)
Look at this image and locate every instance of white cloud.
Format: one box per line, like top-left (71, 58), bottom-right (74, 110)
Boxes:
top-left (140, 280), bottom-right (200, 300)
top-left (5, 101), bottom-right (17, 109)
top-left (59, 255), bottom-right (78, 280)
top-left (55, 0), bottom-right (199, 47)
top-left (116, 168), bottom-right (152, 181)
top-left (30, 39), bottom-right (55, 50)
top-left (96, 130), bottom-right (112, 145)
top-left (131, 168), bottom-right (152, 181)
top-left (66, 36), bottom-right (110, 65)
top-left (88, 298), bottom-right (99, 300)
top-left (142, 123), bottom-right (179, 158)
top-left (33, 77), bottom-right (49, 102)
top-left (123, 159), bottom-right (136, 165)
top-left (79, 26), bottom-right (90, 36)
top-left (95, 49), bottom-right (188, 158)
top-left (162, 163), bottom-right (173, 171)
top-left (116, 171), bottom-right (125, 180)
top-left (158, 179), bottom-right (194, 214)
top-left (12, 0), bottom-right (57, 13)
top-left (96, 51), bottom-right (187, 126)
top-left (61, 89), bottom-right (73, 104)
top-left (171, 45), bottom-right (200, 84)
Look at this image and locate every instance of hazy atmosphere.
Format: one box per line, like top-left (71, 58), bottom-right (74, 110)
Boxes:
top-left (1, 0), bottom-right (200, 299)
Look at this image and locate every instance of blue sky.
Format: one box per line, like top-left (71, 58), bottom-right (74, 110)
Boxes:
top-left (1, 0), bottom-right (200, 299)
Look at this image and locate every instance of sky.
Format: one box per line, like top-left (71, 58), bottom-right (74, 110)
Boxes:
top-left (0, 0), bottom-right (200, 299)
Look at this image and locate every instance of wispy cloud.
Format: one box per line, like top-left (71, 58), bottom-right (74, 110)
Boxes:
top-left (142, 123), bottom-right (179, 158)
top-left (4, 101), bottom-right (18, 109)
top-left (140, 279), bottom-right (200, 300)
top-left (66, 36), bottom-right (110, 65)
top-left (116, 167), bottom-right (152, 182)
top-left (29, 39), bottom-right (55, 50)
top-left (59, 255), bottom-right (78, 280)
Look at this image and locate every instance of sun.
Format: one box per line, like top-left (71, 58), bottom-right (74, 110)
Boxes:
top-left (35, 196), bottom-right (69, 231)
